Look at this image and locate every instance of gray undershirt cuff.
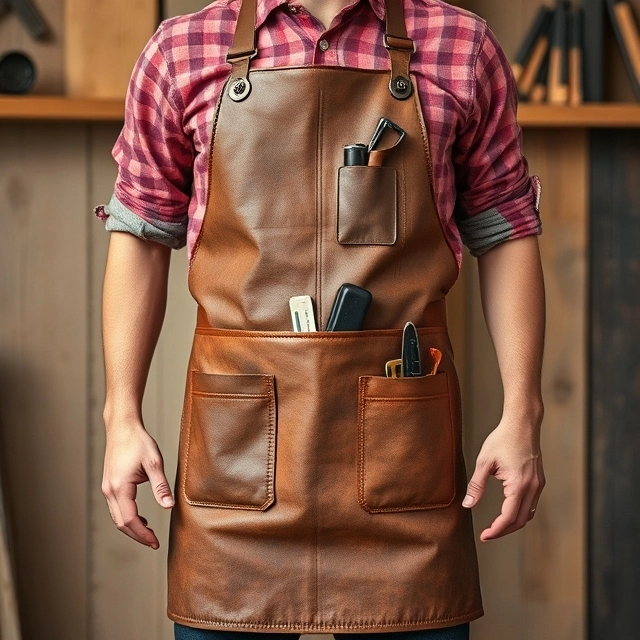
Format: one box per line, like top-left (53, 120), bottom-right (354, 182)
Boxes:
top-left (104, 194), bottom-right (187, 250)
top-left (456, 208), bottom-right (514, 257)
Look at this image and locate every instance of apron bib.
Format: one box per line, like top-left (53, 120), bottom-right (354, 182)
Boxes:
top-left (168, 0), bottom-right (483, 631)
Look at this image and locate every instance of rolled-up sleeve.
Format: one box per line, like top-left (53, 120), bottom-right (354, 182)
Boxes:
top-left (452, 24), bottom-right (541, 257)
top-left (96, 23), bottom-right (193, 249)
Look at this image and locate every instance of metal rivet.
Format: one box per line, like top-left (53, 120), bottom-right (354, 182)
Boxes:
top-left (318, 39), bottom-right (330, 52)
top-left (228, 76), bottom-right (251, 102)
top-left (390, 75), bottom-right (412, 100)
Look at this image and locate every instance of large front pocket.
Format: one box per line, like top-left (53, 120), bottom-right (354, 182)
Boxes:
top-left (357, 372), bottom-right (456, 513)
top-left (184, 371), bottom-right (276, 510)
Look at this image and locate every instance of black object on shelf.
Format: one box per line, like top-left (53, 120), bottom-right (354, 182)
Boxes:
top-left (584, 0), bottom-right (606, 101)
top-left (605, 0), bottom-right (640, 100)
top-left (0, 0), bottom-right (50, 40)
top-left (0, 51), bottom-right (36, 94)
top-left (512, 6), bottom-right (555, 84)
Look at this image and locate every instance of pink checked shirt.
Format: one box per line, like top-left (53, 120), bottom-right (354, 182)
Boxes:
top-left (99, 0), bottom-right (541, 265)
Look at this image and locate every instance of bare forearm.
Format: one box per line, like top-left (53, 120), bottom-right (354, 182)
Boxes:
top-left (102, 232), bottom-right (171, 429)
top-left (477, 235), bottom-right (545, 422)
top-left (463, 235), bottom-right (546, 540)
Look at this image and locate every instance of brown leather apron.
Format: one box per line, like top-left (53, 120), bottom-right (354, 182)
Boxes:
top-left (167, 0), bottom-right (483, 631)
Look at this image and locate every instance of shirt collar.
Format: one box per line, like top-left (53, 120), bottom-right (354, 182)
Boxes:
top-left (256, 0), bottom-right (386, 30)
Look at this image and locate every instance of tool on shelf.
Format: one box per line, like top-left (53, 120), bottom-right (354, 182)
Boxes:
top-left (0, 0), bottom-right (49, 40)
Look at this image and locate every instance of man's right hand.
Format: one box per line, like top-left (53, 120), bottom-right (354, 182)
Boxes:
top-left (101, 423), bottom-right (174, 549)
top-left (100, 232), bottom-right (173, 549)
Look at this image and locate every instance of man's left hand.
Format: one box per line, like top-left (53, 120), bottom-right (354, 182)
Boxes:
top-left (462, 412), bottom-right (545, 541)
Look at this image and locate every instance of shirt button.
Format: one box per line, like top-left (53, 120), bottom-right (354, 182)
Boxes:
top-left (318, 39), bottom-right (330, 52)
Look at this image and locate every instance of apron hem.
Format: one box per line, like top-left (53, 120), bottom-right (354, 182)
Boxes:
top-left (166, 607), bottom-right (485, 633)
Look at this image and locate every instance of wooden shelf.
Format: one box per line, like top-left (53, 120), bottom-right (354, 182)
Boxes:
top-left (2, 97), bottom-right (640, 127)
top-left (0, 96), bottom-right (124, 121)
top-left (518, 104), bottom-right (640, 127)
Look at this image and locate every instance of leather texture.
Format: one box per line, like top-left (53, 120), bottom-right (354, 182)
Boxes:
top-left (168, 0), bottom-right (482, 632)
top-left (337, 166), bottom-right (397, 245)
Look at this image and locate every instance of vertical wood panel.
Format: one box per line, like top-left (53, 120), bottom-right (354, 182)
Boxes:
top-left (162, 0), bottom-right (211, 19)
top-left (0, 123), bottom-right (89, 640)
top-left (464, 0), bottom-right (541, 61)
top-left (465, 130), bottom-right (587, 640)
top-left (604, 0), bottom-right (640, 102)
top-left (0, 0), bottom-right (65, 93)
top-left (88, 122), bottom-right (195, 640)
top-left (65, 0), bottom-right (158, 98)
top-left (589, 129), bottom-right (640, 640)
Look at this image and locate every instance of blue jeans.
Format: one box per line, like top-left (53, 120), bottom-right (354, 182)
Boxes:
top-left (174, 626), bottom-right (470, 640)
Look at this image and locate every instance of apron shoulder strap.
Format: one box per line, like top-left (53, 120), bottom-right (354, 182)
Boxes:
top-left (225, 0), bottom-right (415, 101)
top-left (225, 0), bottom-right (257, 101)
top-left (383, 0), bottom-right (415, 99)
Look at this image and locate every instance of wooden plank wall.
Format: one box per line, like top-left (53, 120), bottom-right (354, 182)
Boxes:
top-left (163, 0), bottom-right (211, 19)
top-left (0, 0), bottom-right (64, 93)
top-left (459, 132), bottom-right (587, 640)
top-left (65, 0), bottom-right (158, 97)
top-left (87, 125), bottom-right (192, 640)
top-left (589, 130), bottom-right (640, 640)
top-left (0, 130), bottom-right (588, 640)
top-left (0, 122), bottom-right (90, 640)
top-left (0, 1), bottom-right (588, 639)
top-left (0, 121), bottom-right (193, 639)
top-left (462, 3), bottom-right (588, 639)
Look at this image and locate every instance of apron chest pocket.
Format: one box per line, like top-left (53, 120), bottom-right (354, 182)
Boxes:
top-left (184, 371), bottom-right (276, 510)
top-left (337, 166), bottom-right (397, 245)
top-left (357, 372), bottom-right (456, 513)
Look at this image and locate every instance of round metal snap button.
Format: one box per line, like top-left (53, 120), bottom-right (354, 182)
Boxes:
top-left (228, 76), bottom-right (251, 102)
top-left (390, 75), bottom-right (412, 100)
top-left (318, 39), bottom-right (330, 52)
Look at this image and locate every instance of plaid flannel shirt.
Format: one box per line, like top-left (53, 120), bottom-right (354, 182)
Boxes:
top-left (98, 0), bottom-right (541, 265)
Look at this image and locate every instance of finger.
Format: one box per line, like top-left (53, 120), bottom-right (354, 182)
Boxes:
top-left (113, 483), bottom-right (160, 549)
top-left (499, 483), bottom-right (539, 536)
top-left (462, 459), bottom-right (492, 508)
top-left (144, 456), bottom-right (174, 509)
top-left (505, 459), bottom-right (546, 533)
top-left (480, 491), bottom-right (523, 541)
top-left (105, 494), bottom-right (123, 528)
top-left (527, 459), bottom-right (546, 521)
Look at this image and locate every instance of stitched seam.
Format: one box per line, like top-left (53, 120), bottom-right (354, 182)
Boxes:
top-left (315, 88), bottom-right (324, 328)
top-left (167, 608), bottom-right (485, 629)
top-left (447, 369), bottom-right (460, 506)
top-left (357, 377), bottom-right (368, 510)
top-left (194, 328), bottom-right (447, 339)
top-left (265, 376), bottom-right (276, 507)
top-left (401, 153), bottom-right (406, 247)
top-left (364, 393), bottom-right (449, 402)
top-left (191, 392), bottom-right (271, 399)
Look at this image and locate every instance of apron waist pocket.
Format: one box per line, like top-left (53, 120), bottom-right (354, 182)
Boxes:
top-left (357, 371), bottom-right (456, 513)
top-left (183, 371), bottom-right (276, 510)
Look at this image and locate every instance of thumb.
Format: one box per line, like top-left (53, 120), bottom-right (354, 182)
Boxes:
top-left (145, 458), bottom-right (175, 508)
top-left (463, 460), bottom-right (491, 508)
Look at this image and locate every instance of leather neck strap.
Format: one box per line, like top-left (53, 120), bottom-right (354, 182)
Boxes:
top-left (226, 0), bottom-right (414, 100)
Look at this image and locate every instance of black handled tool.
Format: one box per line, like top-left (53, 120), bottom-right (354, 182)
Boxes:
top-left (326, 283), bottom-right (372, 331)
top-left (367, 117), bottom-right (406, 154)
top-left (0, 0), bottom-right (49, 40)
top-left (401, 322), bottom-right (421, 377)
